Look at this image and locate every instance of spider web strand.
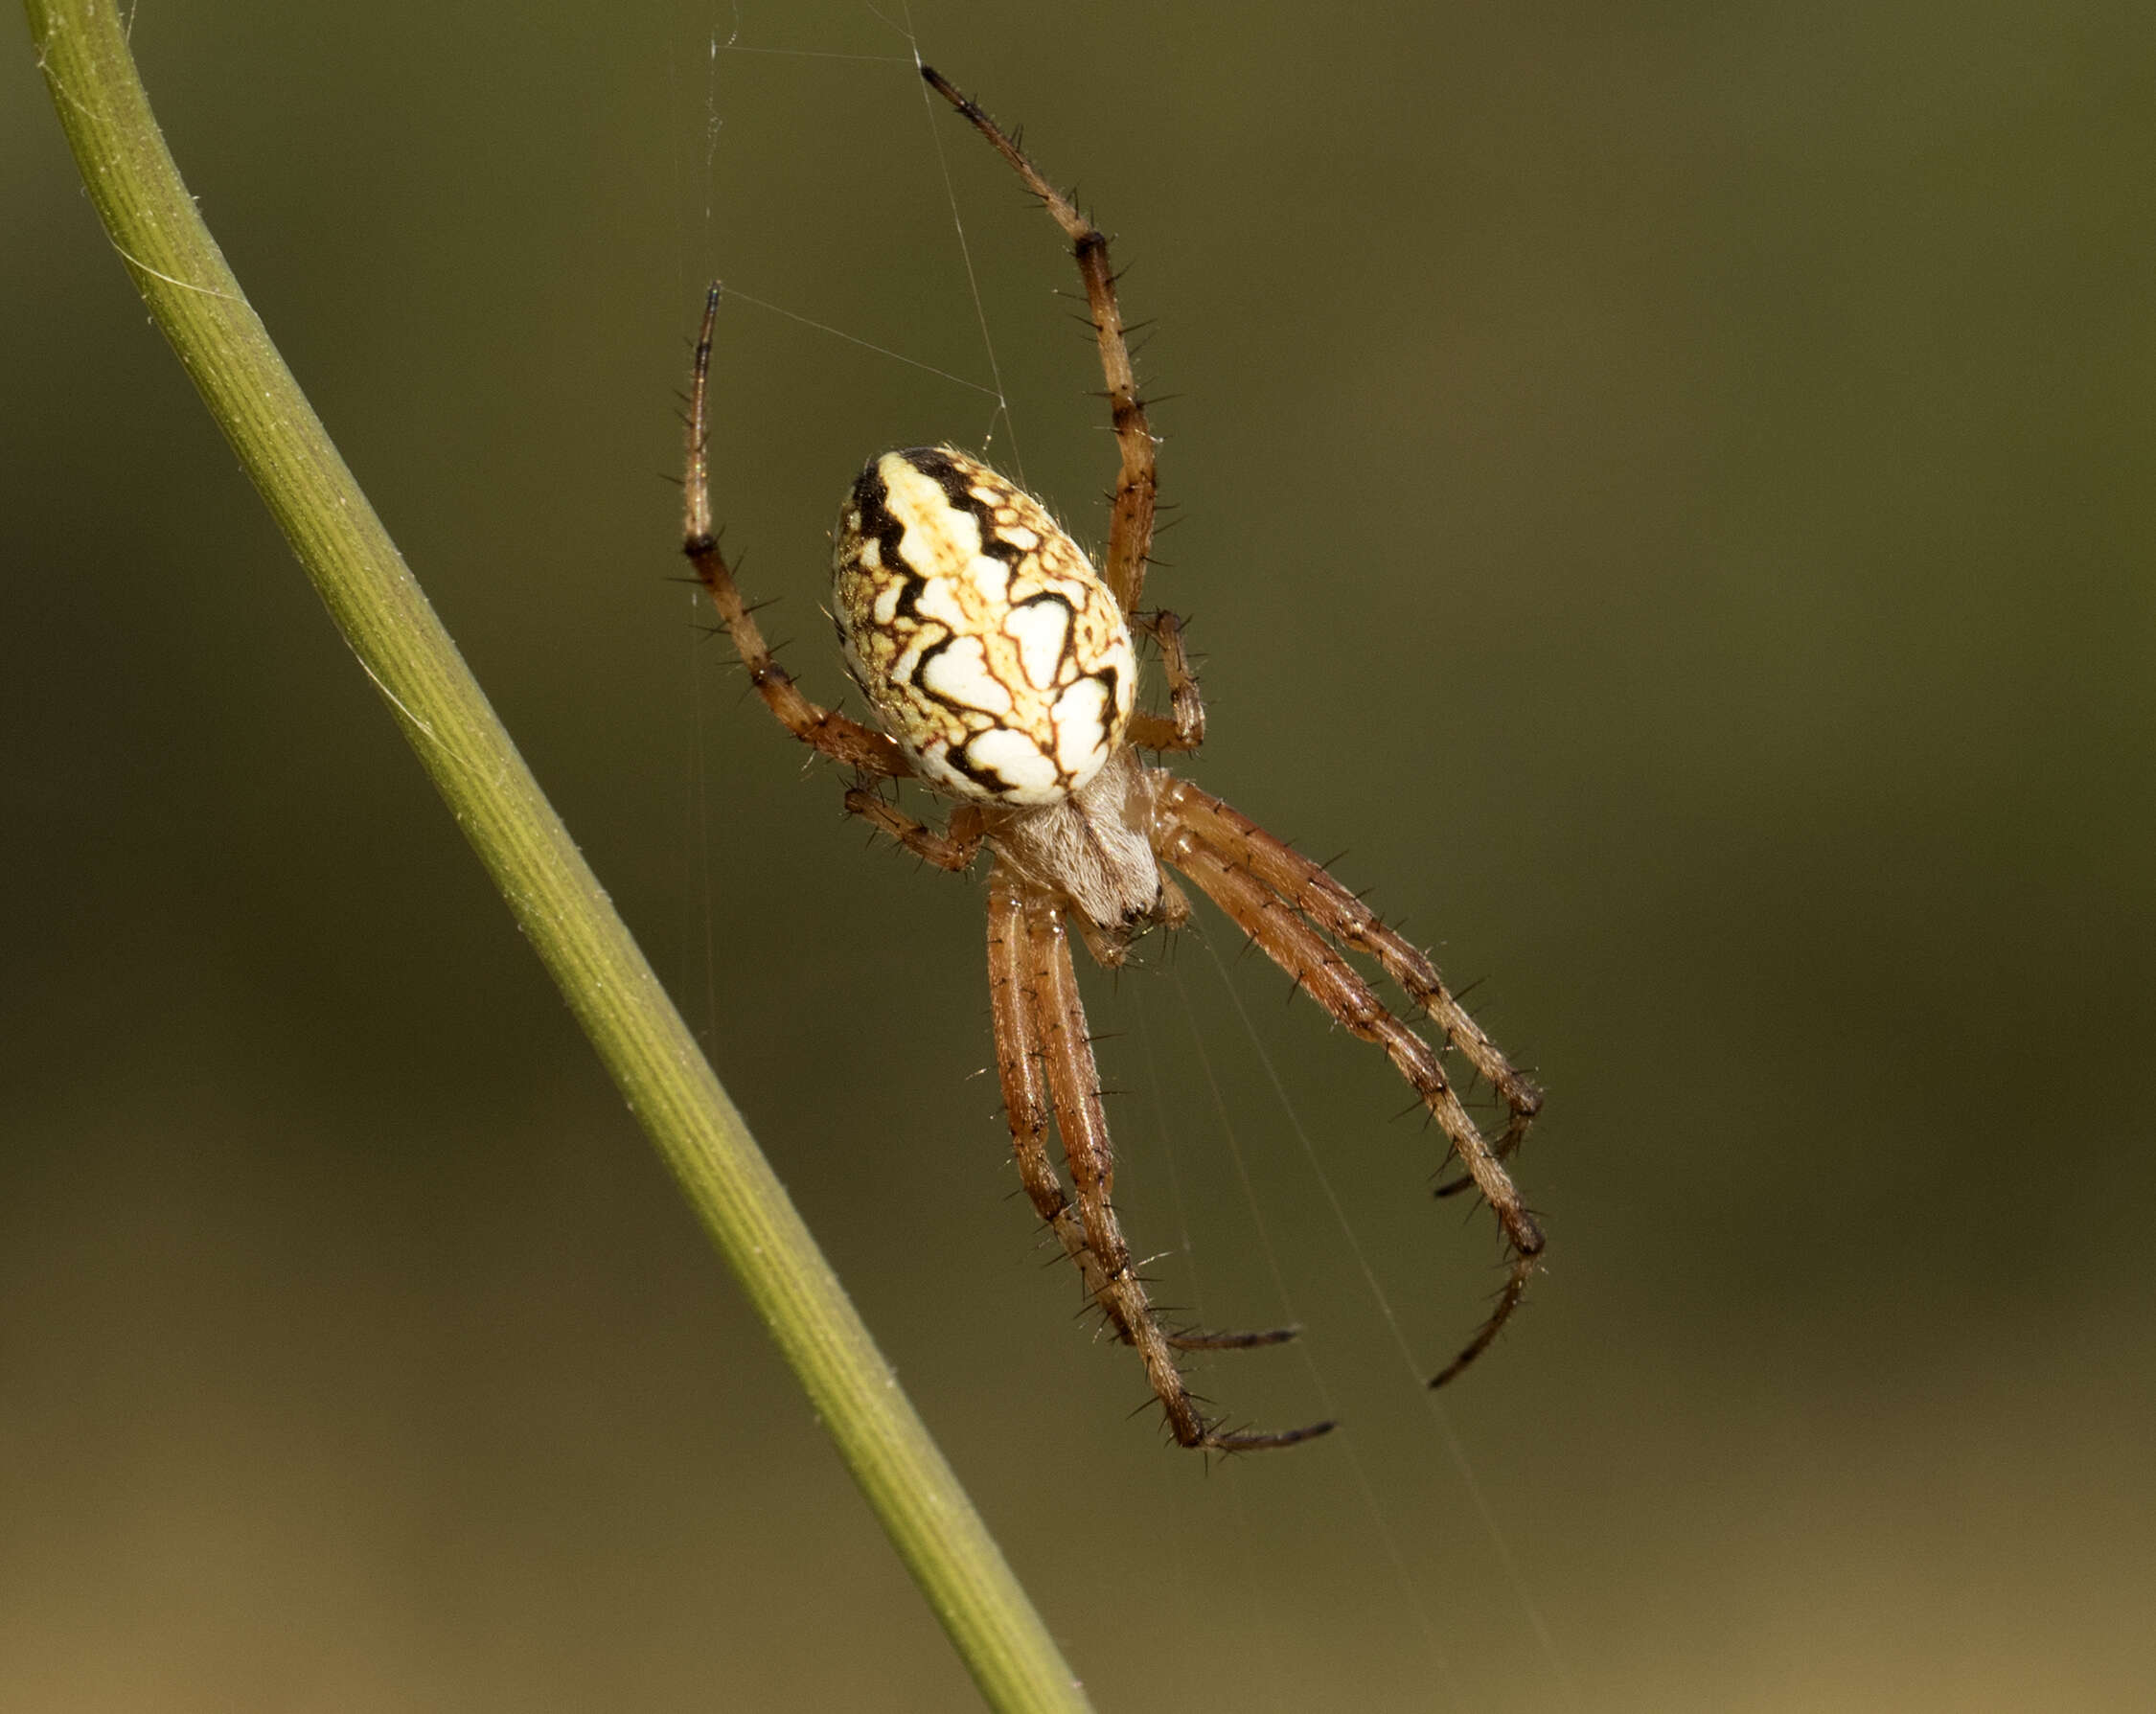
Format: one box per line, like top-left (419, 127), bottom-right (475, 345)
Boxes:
top-left (1168, 962), bottom-right (1462, 1703)
top-left (1195, 938), bottom-right (1578, 1705)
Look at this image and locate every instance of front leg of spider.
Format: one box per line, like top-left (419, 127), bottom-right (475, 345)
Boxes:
top-left (682, 286), bottom-right (909, 790)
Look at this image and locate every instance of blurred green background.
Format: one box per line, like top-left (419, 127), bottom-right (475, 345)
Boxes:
top-left (7, 2), bottom-right (2153, 1708)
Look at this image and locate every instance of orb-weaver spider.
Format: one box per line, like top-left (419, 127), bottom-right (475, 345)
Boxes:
top-left (680, 67), bottom-right (1543, 1451)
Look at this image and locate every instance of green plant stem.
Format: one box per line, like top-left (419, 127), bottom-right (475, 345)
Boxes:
top-left (23, 5), bottom-right (1090, 1708)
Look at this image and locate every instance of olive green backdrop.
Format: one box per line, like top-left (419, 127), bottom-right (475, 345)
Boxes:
top-left (6, 3), bottom-right (2152, 1708)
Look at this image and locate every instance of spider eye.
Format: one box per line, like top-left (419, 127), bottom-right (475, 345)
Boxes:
top-left (832, 447), bottom-right (1135, 805)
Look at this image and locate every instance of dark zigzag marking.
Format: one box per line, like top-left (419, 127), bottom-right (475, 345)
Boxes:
top-left (843, 469), bottom-right (929, 624)
top-left (946, 735), bottom-right (1015, 796)
top-left (894, 446), bottom-right (1027, 570)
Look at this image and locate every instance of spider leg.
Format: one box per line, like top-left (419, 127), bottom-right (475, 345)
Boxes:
top-left (1427, 1252), bottom-right (1536, 1390)
top-left (1158, 777), bottom-right (1543, 1166)
top-left (1125, 610), bottom-right (1206, 754)
top-left (987, 869), bottom-right (1329, 1451)
top-left (842, 790), bottom-right (986, 872)
top-left (922, 69), bottom-right (1158, 616)
top-left (682, 285), bottom-right (908, 778)
top-left (987, 870), bottom-right (1112, 1300)
top-left (1157, 810), bottom-right (1542, 1387)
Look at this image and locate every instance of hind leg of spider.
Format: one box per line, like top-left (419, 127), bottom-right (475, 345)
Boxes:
top-left (988, 871), bottom-right (1329, 1451)
top-left (1427, 1250), bottom-right (1537, 1390)
top-left (1158, 813), bottom-right (1540, 1385)
top-left (988, 872), bottom-right (1117, 1305)
top-left (682, 285), bottom-right (909, 779)
top-left (1157, 777), bottom-right (1542, 1181)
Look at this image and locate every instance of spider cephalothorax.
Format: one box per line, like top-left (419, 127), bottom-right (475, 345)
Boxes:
top-left (680, 68), bottom-right (1544, 1451)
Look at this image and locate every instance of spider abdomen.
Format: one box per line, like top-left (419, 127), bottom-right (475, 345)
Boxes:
top-left (833, 447), bottom-right (1135, 806)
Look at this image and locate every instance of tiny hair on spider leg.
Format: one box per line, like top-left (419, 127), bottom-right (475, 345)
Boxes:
top-left (671, 67), bottom-right (1545, 1449)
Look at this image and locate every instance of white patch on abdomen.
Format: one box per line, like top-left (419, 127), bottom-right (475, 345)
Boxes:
top-left (1051, 676), bottom-right (1114, 779)
top-left (1006, 596), bottom-right (1072, 692)
top-left (962, 727), bottom-right (1062, 800)
top-left (919, 635), bottom-right (1014, 715)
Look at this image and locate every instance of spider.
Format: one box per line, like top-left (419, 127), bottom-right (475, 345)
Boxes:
top-left (679, 67), bottom-right (1544, 1451)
